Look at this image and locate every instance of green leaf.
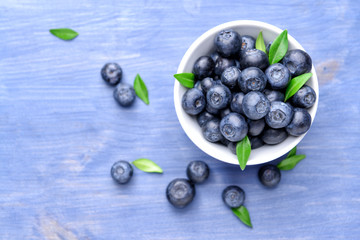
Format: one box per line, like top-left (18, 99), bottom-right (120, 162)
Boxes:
top-left (277, 154), bottom-right (306, 171)
top-left (232, 206), bottom-right (253, 228)
top-left (132, 158), bottom-right (163, 173)
top-left (134, 74), bottom-right (149, 105)
top-left (269, 30), bottom-right (288, 64)
top-left (49, 28), bottom-right (78, 40)
top-left (236, 136), bottom-right (251, 171)
top-left (287, 146), bottom-right (297, 158)
top-left (284, 73), bottom-right (313, 102)
top-left (256, 31), bottom-right (266, 53)
top-left (174, 73), bottom-right (194, 88)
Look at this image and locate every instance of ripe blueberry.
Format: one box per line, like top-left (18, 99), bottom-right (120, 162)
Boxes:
top-left (265, 63), bottom-right (291, 90)
top-left (166, 178), bottom-right (195, 208)
top-left (214, 29), bottom-right (242, 57)
top-left (182, 88), bottom-right (206, 115)
top-left (186, 161), bottom-right (210, 184)
top-left (202, 118), bottom-right (223, 142)
top-left (265, 101), bottom-right (294, 129)
top-left (193, 56), bottom-right (215, 79)
top-left (240, 49), bottom-right (269, 71)
top-left (222, 185), bottom-right (245, 208)
top-left (221, 66), bottom-right (241, 89)
top-left (111, 161), bottom-right (133, 184)
top-left (214, 57), bottom-right (237, 76)
top-left (242, 91), bottom-right (270, 120)
top-left (286, 108), bottom-right (312, 136)
top-left (282, 49), bottom-right (312, 76)
top-left (291, 85), bottom-right (316, 108)
top-left (258, 165), bottom-right (281, 188)
top-left (220, 113), bottom-right (248, 142)
top-left (113, 83), bottom-right (136, 107)
top-left (263, 89), bottom-right (285, 102)
top-left (247, 118), bottom-right (265, 137)
top-left (101, 63), bottom-right (122, 85)
top-left (230, 92), bottom-right (245, 115)
top-left (206, 84), bottom-right (231, 110)
top-left (197, 111), bottom-right (215, 127)
top-left (238, 67), bottom-right (267, 93)
top-left (261, 128), bottom-right (288, 145)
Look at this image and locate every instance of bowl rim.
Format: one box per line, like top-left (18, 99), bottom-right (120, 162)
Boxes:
top-left (174, 20), bottom-right (319, 165)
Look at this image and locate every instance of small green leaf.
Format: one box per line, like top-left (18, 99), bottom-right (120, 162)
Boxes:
top-left (284, 73), bottom-right (313, 102)
top-left (174, 73), bottom-right (194, 88)
top-left (49, 28), bottom-right (78, 40)
top-left (232, 206), bottom-right (253, 228)
top-left (132, 158), bottom-right (163, 173)
top-left (236, 136), bottom-right (251, 171)
top-left (269, 30), bottom-right (288, 64)
top-left (134, 74), bottom-right (149, 105)
top-left (287, 146), bottom-right (297, 158)
top-left (277, 154), bottom-right (306, 170)
top-left (256, 31), bottom-right (266, 53)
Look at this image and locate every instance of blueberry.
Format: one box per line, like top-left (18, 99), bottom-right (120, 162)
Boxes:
top-left (206, 103), bottom-right (220, 115)
top-left (193, 56), bottom-right (215, 79)
top-left (258, 165), bottom-right (281, 188)
top-left (211, 51), bottom-right (221, 63)
top-left (214, 57), bottom-right (237, 76)
top-left (206, 84), bottom-right (231, 110)
top-left (261, 128), bottom-right (288, 145)
top-left (113, 83), bottom-right (136, 107)
top-left (230, 92), bottom-right (245, 115)
top-left (182, 88), bottom-right (206, 115)
top-left (110, 161), bottom-right (133, 184)
top-left (291, 85), bottom-right (316, 108)
top-left (220, 108), bottom-right (232, 118)
top-left (166, 178), bottom-right (195, 208)
top-left (239, 67), bottom-right (267, 93)
top-left (265, 101), bottom-right (294, 129)
top-left (240, 35), bottom-right (256, 54)
top-left (202, 118), bottom-right (223, 142)
top-left (227, 142), bottom-right (237, 154)
top-left (240, 49), bottom-right (269, 71)
top-left (197, 111), bottom-right (215, 127)
top-left (194, 81), bottom-right (203, 92)
top-left (101, 63), bottom-right (122, 85)
top-left (282, 49), bottom-right (312, 76)
top-left (263, 89), bottom-right (285, 102)
top-left (266, 42), bottom-right (272, 53)
top-left (221, 66), bottom-right (241, 89)
top-left (186, 161), bottom-right (210, 184)
top-left (220, 113), bottom-right (248, 142)
top-left (214, 29), bottom-right (242, 57)
top-left (242, 91), bottom-right (270, 120)
top-left (222, 185), bottom-right (245, 208)
top-left (249, 136), bottom-right (264, 149)
top-left (286, 108), bottom-right (312, 136)
top-left (247, 119), bottom-right (265, 137)
top-left (265, 63), bottom-right (291, 90)
top-left (200, 77), bottom-right (215, 93)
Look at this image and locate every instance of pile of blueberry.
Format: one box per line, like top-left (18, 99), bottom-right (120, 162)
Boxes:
top-left (101, 63), bottom-right (137, 107)
top-left (181, 29), bottom-right (316, 153)
top-left (166, 161), bottom-right (209, 208)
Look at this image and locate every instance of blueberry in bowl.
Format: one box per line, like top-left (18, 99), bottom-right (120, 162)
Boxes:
top-left (174, 20), bottom-right (318, 166)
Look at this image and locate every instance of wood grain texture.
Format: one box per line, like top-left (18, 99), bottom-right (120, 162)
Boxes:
top-left (0, 0), bottom-right (360, 239)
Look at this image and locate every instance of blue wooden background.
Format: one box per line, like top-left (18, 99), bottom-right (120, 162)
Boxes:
top-left (1, 0), bottom-right (359, 239)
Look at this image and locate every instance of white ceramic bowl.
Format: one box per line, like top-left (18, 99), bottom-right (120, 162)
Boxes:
top-left (174, 20), bottom-right (319, 165)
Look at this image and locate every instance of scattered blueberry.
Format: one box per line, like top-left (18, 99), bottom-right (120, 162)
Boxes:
top-left (220, 108), bottom-right (232, 118)
top-left (286, 108), bottom-right (312, 136)
top-left (221, 66), bottom-right (241, 89)
top-left (214, 29), bottom-right (242, 57)
top-left (249, 136), bottom-right (264, 149)
top-left (182, 88), bottom-right (206, 115)
top-left (214, 57), bottom-right (237, 76)
top-left (113, 83), bottom-right (136, 107)
top-left (202, 118), bottom-right (223, 142)
top-left (193, 56), bottom-right (215, 79)
top-left (111, 161), bottom-right (133, 184)
top-left (200, 77), bottom-right (215, 93)
top-left (261, 128), bottom-right (288, 145)
top-left (197, 111), bottom-right (215, 127)
top-left (166, 178), bottom-right (195, 208)
top-left (265, 63), bottom-right (291, 90)
top-left (222, 185), bottom-right (245, 208)
top-left (282, 49), bottom-right (312, 76)
top-left (206, 84), bottom-right (231, 110)
top-left (101, 63), bottom-right (123, 85)
top-left (247, 119), bottom-right (265, 137)
top-left (240, 49), bottom-right (269, 71)
top-left (258, 165), bottom-right (281, 188)
top-left (263, 89), bottom-right (285, 102)
top-left (220, 113), bottom-right (248, 142)
top-left (238, 67), bottom-right (267, 93)
top-left (242, 91), bottom-right (270, 120)
top-left (186, 161), bottom-right (210, 184)
top-left (265, 101), bottom-right (294, 129)
top-left (240, 35), bottom-right (256, 54)
top-left (291, 85), bottom-right (316, 108)
top-left (230, 92), bottom-right (245, 114)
